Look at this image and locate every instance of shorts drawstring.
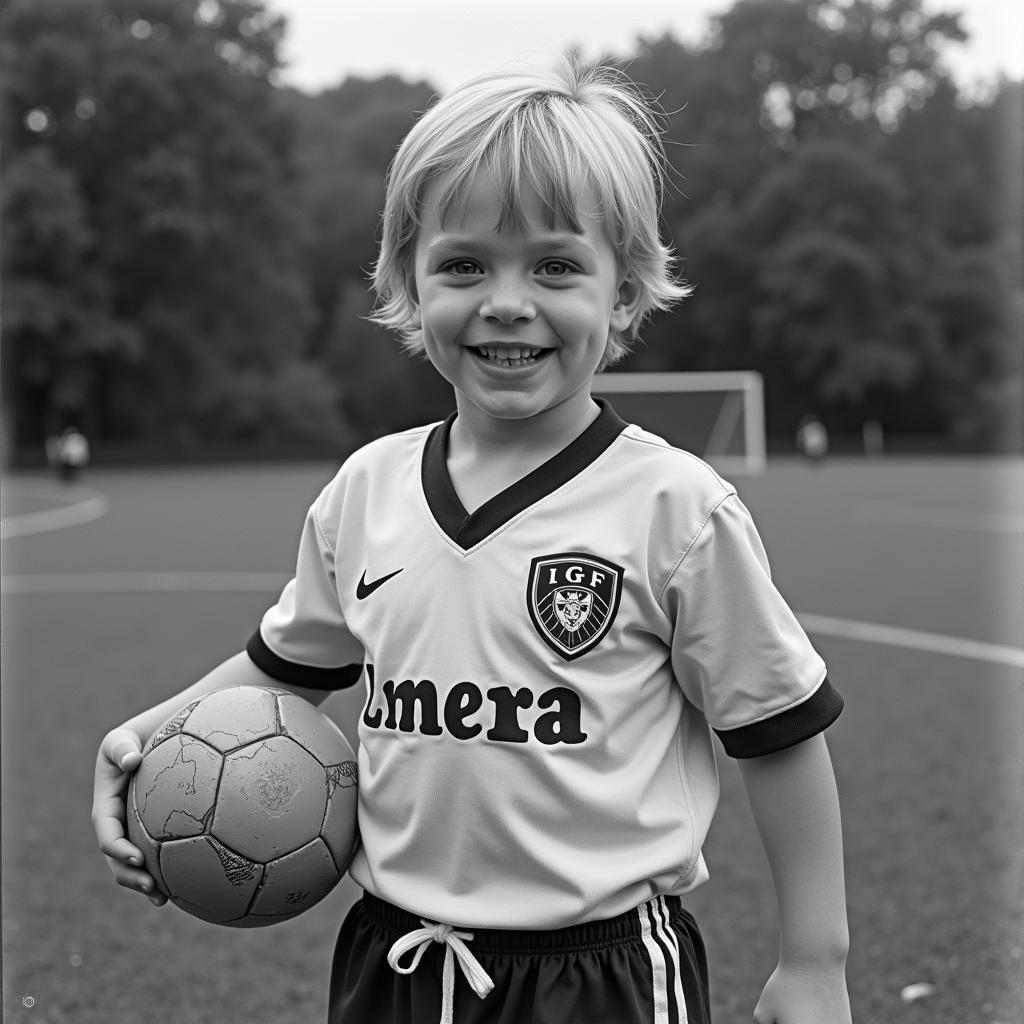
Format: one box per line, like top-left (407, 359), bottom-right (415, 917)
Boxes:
top-left (386, 919), bottom-right (495, 1024)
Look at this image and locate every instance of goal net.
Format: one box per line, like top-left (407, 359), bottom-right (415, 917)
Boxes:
top-left (591, 371), bottom-right (766, 474)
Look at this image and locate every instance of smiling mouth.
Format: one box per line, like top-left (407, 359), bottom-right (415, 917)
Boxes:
top-left (471, 345), bottom-right (552, 368)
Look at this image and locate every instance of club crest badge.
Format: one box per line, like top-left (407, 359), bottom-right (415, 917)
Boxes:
top-left (527, 553), bottom-right (624, 661)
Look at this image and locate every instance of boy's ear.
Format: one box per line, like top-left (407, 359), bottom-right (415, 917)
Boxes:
top-left (609, 274), bottom-right (642, 333)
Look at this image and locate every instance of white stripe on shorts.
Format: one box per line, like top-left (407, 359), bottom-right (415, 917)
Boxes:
top-left (638, 896), bottom-right (686, 1024)
top-left (654, 896), bottom-right (688, 1022)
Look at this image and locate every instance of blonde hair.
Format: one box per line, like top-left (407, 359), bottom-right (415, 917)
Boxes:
top-left (371, 57), bottom-right (691, 367)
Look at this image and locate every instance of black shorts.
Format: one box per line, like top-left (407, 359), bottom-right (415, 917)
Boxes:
top-left (328, 891), bottom-right (711, 1024)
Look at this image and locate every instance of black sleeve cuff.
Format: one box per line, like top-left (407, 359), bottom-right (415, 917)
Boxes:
top-left (714, 677), bottom-right (843, 759)
top-left (246, 629), bottom-right (364, 691)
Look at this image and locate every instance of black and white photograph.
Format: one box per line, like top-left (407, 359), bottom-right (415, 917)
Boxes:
top-left (2, 1), bottom-right (1021, 1022)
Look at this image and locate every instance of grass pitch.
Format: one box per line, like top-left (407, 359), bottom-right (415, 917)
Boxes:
top-left (2, 457), bottom-right (1021, 1023)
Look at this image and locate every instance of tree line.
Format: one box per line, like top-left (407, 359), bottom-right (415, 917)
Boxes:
top-left (2, 0), bottom-right (1021, 456)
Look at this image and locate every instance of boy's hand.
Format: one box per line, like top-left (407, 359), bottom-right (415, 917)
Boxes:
top-left (92, 727), bottom-right (166, 906)
top-left (753, 959), bottom-right (851, 1024)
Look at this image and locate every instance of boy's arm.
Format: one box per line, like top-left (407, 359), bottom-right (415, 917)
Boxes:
top-left (737, 732), bottom-right (852, 1024)
top-left (92, 651), bottom-right (333, 903)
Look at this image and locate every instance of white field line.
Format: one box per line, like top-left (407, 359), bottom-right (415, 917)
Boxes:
top-left (798, 613), bottom-right (1024, 671)
top-left (0, 571), bottom-right (289, 593)
top-left (0, 490), bottom-right (110, 538)
top-left (1, 570), bottom-right (1022, 671)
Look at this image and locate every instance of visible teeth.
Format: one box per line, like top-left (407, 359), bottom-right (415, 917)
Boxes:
top-left (476, 345), bottom-right (544, 366)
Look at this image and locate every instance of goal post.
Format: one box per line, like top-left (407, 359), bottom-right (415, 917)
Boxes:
top-left (592, 371), bottom-right (766, 474)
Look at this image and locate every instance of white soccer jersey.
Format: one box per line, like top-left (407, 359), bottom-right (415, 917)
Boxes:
top-left (248, 400), bottom-right (842, 929)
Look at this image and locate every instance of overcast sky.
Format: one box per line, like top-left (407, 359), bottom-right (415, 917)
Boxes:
top-left (268, 0), bottom-right (1022, 95)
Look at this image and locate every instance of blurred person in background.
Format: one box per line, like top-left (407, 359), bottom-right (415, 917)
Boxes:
top-left (796, 414), bottom-right (829, 464)
top-left (48, 424), bottom-right (91, 483)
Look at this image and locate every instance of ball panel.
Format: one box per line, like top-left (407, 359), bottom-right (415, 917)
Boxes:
top-left (321, 766), bottom-right (359, 871)
top-left (169, 897), bottom-right (284, 929)
top-left (212, 737), bottom-right (327, 861)
top-left (160, 836), bottom-right (263, 923)
top-left (277, 693), bottom-right (354, 765)
top-left (181, 685), bottom-right (280, 753)
top-left (169, 894), bottom-right (247, 927)
top-left (248, 838), bottom-right (341, 919)
top-left (144, 698), bottom-right (203, 755)
top-left (125, 782), bottom-right (169, 896)
top-left (133, 734), bottom-right (222, 840)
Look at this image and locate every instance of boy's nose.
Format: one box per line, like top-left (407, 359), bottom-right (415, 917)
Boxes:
top-left (479, 280), bottom-right (535, 324)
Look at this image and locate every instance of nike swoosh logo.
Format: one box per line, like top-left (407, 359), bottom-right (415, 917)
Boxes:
top-left (356, 568), bottom-right (404, 600)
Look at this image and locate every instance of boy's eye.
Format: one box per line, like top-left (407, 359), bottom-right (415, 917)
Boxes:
top-left (442, 259), bottom-right (482, 276)
top-left (537, 259), bottom-right (577, 278)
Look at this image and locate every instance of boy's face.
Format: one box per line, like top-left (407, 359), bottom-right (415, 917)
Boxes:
top-left (411, 168), bottom-right (638, 431)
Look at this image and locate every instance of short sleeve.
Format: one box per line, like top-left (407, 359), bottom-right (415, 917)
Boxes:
top-left (666, 492), bottom-right (842, 758)
top-left (247, 488), bottom-right (364, 691)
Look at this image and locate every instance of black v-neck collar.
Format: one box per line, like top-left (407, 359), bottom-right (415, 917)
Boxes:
top-left (421, 399), bottom-right (627, 550)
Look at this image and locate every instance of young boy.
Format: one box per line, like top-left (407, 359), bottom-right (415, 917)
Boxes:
top-left (94, 59), bottom-right (851, 1023)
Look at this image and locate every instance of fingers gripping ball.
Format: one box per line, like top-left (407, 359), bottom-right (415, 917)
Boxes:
top-left (126, 686), bottom-right (358, 927)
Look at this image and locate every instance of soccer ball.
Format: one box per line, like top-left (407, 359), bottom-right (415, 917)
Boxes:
top-left (126, 685), bottom-right (358, 927)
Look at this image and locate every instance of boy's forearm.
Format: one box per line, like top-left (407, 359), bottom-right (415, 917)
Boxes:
top-left (738, 733), bottom-right (850, 963)
top-left (119, 651), bottom-right (331, 743)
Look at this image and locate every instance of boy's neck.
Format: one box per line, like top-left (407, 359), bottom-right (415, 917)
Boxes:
top-left (449, 391), bottom-right (601, 464)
